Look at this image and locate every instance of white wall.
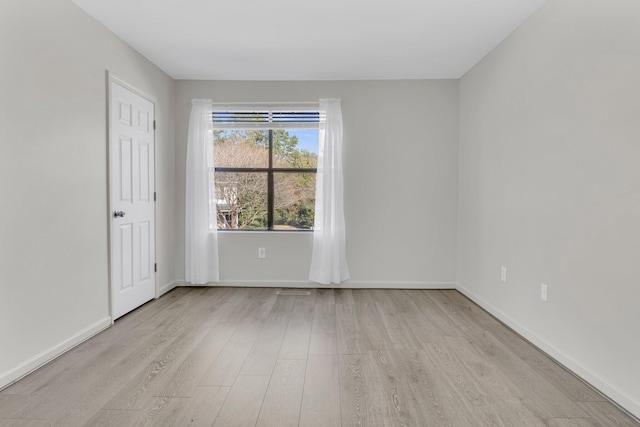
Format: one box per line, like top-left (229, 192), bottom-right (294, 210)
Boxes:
top-left (1, 0), bottom-right (637, 418)
top-left (0, 0), bottom-right (176, 387)
top-left (175, 80), bottom-right (459, 287)
top-left (458, 0), bottom-right (640, 417)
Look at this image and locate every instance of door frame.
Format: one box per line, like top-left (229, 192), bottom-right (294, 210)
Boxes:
top-left (106, 71), bottom-right (158, 324)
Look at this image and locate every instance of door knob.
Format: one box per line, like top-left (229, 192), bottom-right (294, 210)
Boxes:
top-left (114, 210), bottom-right (126, 218)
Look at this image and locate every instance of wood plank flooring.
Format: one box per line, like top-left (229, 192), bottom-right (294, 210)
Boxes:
top-left (0, 288), bottom-right (637, 426)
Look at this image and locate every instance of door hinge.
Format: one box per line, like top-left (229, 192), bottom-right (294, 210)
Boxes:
top-left (154, 263), bottom-right (157, 272)
top-left (153, 120), bottom-right (156, 130)
top-left (154, 192), bottom-right (156, 202)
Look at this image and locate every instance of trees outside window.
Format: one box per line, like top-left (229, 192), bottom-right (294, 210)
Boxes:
top-left (213, 128), bottom-right (317, 230)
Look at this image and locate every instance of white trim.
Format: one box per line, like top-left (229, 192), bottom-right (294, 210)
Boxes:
top-left (0, 317), bottom-right (111, 391)
top-left (189, 280), bottom-right (456, 289)
top-left (216, 280), bottom-right (327, 288)
top-left (456, 283), bottom-right (640, 421)
top-left (107, 73), bottom-right (158, 104)
top-left (157, 280), bottom-right (180, 297)
top-left (347, 281), bottom-right (456, 289)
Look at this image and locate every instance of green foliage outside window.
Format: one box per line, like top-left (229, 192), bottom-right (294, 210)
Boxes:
top-left (213, 129), bottom-right (317, 230)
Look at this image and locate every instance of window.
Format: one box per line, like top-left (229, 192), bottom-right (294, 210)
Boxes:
top-left (211, 107), bottom-right (319, 231)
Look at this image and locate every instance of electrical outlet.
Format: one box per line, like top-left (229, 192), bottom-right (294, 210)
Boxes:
top-left (501, 266), bottom-right (507, 283)
top-left (258, 248), bottom-right (266, 259)
top-left (541, 283), bottom-right (548, 302)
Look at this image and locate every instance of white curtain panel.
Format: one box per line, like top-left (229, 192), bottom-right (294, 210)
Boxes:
top-left (309, 98), bottom-right (350, 284)
top-left (185, 99), bottom-right (219, 284)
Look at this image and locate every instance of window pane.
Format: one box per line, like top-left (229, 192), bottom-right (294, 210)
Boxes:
top-left (214, 130), bottom-right (269, 168)
top-left (215, 172), bottom-right (267, 230)
top-left (274, 173), bottom-right (316, 230)
top-left (273, 129), bottom-right (318, 169)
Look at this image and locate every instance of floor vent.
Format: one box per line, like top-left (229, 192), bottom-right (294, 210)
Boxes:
top-left (276, 290), bottom-right (311, 296)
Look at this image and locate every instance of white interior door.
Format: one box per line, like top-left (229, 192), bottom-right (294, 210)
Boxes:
top-left (109, 81), bottom-right (155, 320)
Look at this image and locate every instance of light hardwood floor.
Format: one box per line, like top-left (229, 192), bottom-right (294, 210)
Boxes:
top-left (0, 287), bottom-right (637, 426)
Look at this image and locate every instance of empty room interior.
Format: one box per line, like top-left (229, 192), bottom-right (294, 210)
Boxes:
top-left (1, 0), bottom-right (639, 425)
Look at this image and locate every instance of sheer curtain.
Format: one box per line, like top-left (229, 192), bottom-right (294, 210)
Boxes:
top-left (309, 98), bottom-right (350, 284)
top-left (185, 99), bottom-right (219, 284)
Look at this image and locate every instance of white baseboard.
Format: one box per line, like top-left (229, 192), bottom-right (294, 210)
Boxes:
top-left (346, 281), bottom-right (456, 289)
top-left (157, 280), bottom-right (180, 297)
top-left (216, 280), bottom-right (319, 288)
top-left (185, 280), bottom-right (456, 289)
top-left (0, 316), bottom-right (112, 391)
top-left (456, 283), bottom-right (640, 420)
